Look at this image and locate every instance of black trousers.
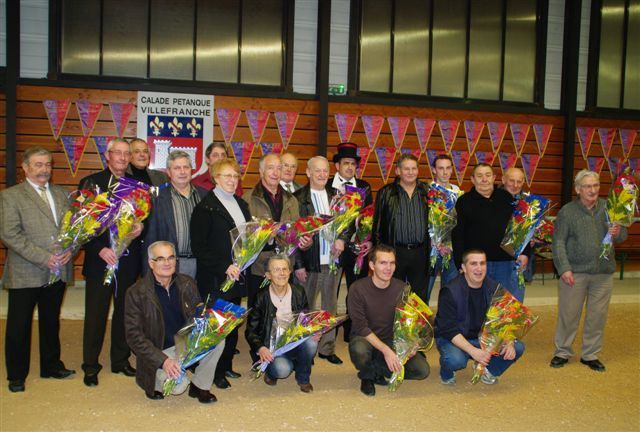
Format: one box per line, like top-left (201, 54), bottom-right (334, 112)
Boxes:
top-left (393, 246), bottom-right (429, 303)
top-left (338, 249), bottom-right (369, 341)
top-left (348, 336), bottom-right (430, 381)
top-left (5, 281), bottom-right (66, 381)
top-left (214, 296), bottom-right (241, 379)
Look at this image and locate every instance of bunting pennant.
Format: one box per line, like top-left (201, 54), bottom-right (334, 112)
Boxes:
top-left (628, 157), bottom-right (639, 175)
top-left (532, 123), bottom-right (553, 156)
top-left (487, 122), bottom-right (508, 153)
top-left (216, 108), bottom-right (241, 144)
top-left (607, 156), bottom-right (626, 180)
top-left (426, 149), bottom-right (446, 179)
top-left (60, 136), bottom-right (89, 177)
top-left (245, 110), bottom-right (270, 143)
top-left (474, 150), bottom-right (497, 166)
top-left (92, 136), bottom-right (115, 169)
top-left (400, 148), bottom-right (422, 161)
top-left (76, 100), bottom-right (103, 137)
top-left (260, 142), bottom-right (284, 155)
top-left (388, 116), bottom-right (411, 150)
top-left (230, 141), bottom-right (255, 180)
top-left (498, 152), bottom-right (518, 176)
top-left (576, 126), bottom-right (595, 159)
top-left (464, 120), bottom-right (484, 154)
top-left (356, 147), bottom-right (371, 179)
top-left (335, 113), bottom-right (359, 143)
top-left (109, 102), bottom-right (135, 137)
top-left (413, 118), bottom-right (436, 153)
top-left (619, 129), bottom-right (637, 160)
top-left (521, 153), bottom-right (541, 188)
top-left (43, 99), bottom-right (71, 140)
top-left (510, 123), bottom-right (530, 156)
top-left (451, 150), bottom-right (471, 185)
top-left (598, 128), bottom-right (616, 157)
top-left (586, 156), bottom-right (606, 175)
top-left (438, 119), bottom-right (459, 153)
top-left (274, 111), bottom-right (299, 149)
top-left (375, 146), bottom-right (397, 183)
top-left (362, 115), bottom-right (385, 148)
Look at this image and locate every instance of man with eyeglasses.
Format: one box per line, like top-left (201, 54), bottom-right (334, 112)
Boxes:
top-left (78, 138), bottom-right (144, 387)
top-left (126, 138), bottom-right (168, 186)
top-left (279, 152), bottom-right (302, 193)
top-left (192, 142), bottom-right (243, 195)
top-left (125, 240), bottom-right (223, 403)
top-left (144, 150), bottom-right (207, 279)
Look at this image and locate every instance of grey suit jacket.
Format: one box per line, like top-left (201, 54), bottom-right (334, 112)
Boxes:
top-left (0, 181), bottom-right (73, 289)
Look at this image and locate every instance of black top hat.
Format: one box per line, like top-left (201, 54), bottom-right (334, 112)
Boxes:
top-left (333, 142), bottom-right (361, 163)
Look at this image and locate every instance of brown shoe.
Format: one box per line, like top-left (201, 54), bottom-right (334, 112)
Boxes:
top-left (298, 383), bottom-right (313, 393)
top-left (263, 373), bottom-right (277, 386)
top-left (188, 383), bottom-right (217, 404)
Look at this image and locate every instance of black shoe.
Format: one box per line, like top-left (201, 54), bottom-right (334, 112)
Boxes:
top-left (360, 379), bottom-right (375, 396)
top-left (550, 356), bottom-right (569, 368)
top-left (214, 377), bottom-right (231, 389)
top-left (146, 391), bottom-right (164, 400)
top-left (83, 373), bottom-right (98, 387)
top-left (41, 367), bottom-right (76, 379)
top-left (318, 353), bottom-right (343, 365)
top-left (374, 376), bottom-right (388, 386)
top-left (263, 374), bottom-right (277, 386)
top-left (8, 380), bottom-right (25, 392)
top-left (188, 383), bottom-right (217, 403)
top-left (580, 358), bottom-right (606, 372)
top-left (112, 364), bottom-right (136, 377)
top-left (225, 370), bottom-right (241, 379)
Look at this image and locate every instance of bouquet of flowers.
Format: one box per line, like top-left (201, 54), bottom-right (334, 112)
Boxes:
top-left (427, 183), bottom-right (463, 270)
top-left (351, 204), bottom-right (374, 274)
top-left (219, 218), bottom-right (282, 292)
top-left (470, 287), bottom-right (538, 384)
top-left (276, 215), bottom-right (334, 256)
top-left (254, 310), bottom-right (347, 378)
top-left (600, 169), bottom-right (638, 260)
top-left (162, 299), bottom-right (248, 396)
top-left (532, 218), bottom-right (554, 254)
top-left (388, 286), bottom-right (434, 391)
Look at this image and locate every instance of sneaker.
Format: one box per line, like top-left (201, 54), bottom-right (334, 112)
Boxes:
top-left (480, 369), bottom-right (498, 385)
top-left (440, 373), bottom-right (456, 385)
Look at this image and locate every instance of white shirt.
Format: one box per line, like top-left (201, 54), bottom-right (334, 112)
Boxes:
top-left (310, 188), bottom-right (331, 265)
top-left (26, 178), bottom-right (58, 225)
top-left (279, 180), bottom-right (296, 193)
top-left (331, 174), bottom-right (356, 193)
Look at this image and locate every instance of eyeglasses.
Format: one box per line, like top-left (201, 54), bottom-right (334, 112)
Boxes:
top-left (109, 150), bottom-right (131, 158)
top-left (151, 255), bottom-right (177, 264)
top-left (132, 149), bottom-right (150, 154)
top-left (218, 173), bottom-right (241, 180)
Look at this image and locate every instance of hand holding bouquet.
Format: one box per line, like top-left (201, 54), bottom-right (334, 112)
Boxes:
top-left (427, 183), bottom-right (463, 270)
top-left (276, 215), bottom-right (334, 256)
top-left (351, 204), bottom-right (374, 274)
top-left (600, 169), bottom-right (638, 260)
top-left (322, 185), bottom-right (364, 273)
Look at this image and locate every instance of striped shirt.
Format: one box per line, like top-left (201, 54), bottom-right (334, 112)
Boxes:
top-left (394, 184), bottom-right (427, 245)
top-left (310, 188), bottom-right (331, 265)
top-left (170, 185), bottom-right (202, 256)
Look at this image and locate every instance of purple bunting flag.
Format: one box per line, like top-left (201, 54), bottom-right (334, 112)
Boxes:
top-left (216, 108), bottom-right (241, 144)
top-left (260, 142), bottom-right (284, 155)
top-left (335, 113), bottom-right (358, 143)
top-left (576, 126), bottom-right (595, 159)
top-left (43, 100), bottom-right (71, 140)
top-left (474, 150), bottom-right (496, 166)
top-left (521, 153), bottom-right (541, 188)
top-left (356, 147), bottom-right (370, 179)
top-left (464, 120), bottom-right (484, 154)
top-left (532, 124), bottom-right (553, 156)
top-left (92, 136), bottom-right (115, 169)
top-left (275, 111), bottom-right (299, 149)
top-left (510, 123), bottom-right (530, 156)
top-left (586, 156), bottom-right (606, 175)
top-left (628, 157), bottom-right (639, 175)
top-left (375, 146), bottom-right (397, 182)
top-left (230, 141), bottom-right (256, 180)
top-left (246, 110), bottom-right (270, 144)
top-left (607, 156), bottom-right (627, 181)
top-left (619, 129), bottom-right (637, 160)
top-left (498, 152), bottom-right (518, 176)
top-left (60, 136), bottom-right (89, 176)
top-left (598, 128), bottom-right (616, 157)
top-left (487, 122), bottom-right (508, 153)
top-left (76, 100), bottom-right (103, 137)
top-left (413, 118), bottom-right (436, 153)
top-left (109, 102), bottom-right (135, 137)
top-left (438, 119), bottom-right (459, 153)
top-left (362, 115), bottom-right (385, 148)
top-left (451, 150), bottom-right (471, 185)
top-left (388, 116), bottom-right (410, 150)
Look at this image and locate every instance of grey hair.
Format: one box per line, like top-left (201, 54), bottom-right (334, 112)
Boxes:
top-left (106, 138), bottom-right (129, 152)
top-left (129, 138), bottom-right (148, 149)
top-left (22, 146), bottom-right (51, 165)
top-left (147, 241), bottom-right (176, 260)
top-left (307, 155), bottom-right (329, 170)
top-left (166, 150), bottom-right (193, 169)
top-left (574, 169), bottom-right (599, 187)
top-left (258, 154), bottom-right (281, 173)
top-left (266, 253), bottom-right (291, 272)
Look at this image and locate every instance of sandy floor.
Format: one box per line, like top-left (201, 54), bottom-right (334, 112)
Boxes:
top-left (1, 303), bottom-right (639, 432)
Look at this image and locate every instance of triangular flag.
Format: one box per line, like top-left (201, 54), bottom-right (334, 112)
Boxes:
top-left (216, 108), bottom-right (241, 144)
top-left (76, 100), bottom-right (103, 137)
top-left (586, 156), bottom-right (606, 175)
top-left (510, 123), bottom-right (530, 156)
top-left (245, 110), bottom-right (270, 143)
top-left (451, 150), bottom-right (471, 185)
top-left (413, 118), bottom-right (436, 153)
top-left (521, 153), bottom-right (541, 187)
top-left (475, 150), bottom-right (496, 166)
top-left (43, 100), bottom-right (71, 140)
top-left (400, 148), bottom-right (422, 161)
top-left (598, 128), bottom-right (616, 157)
top-left (388, 116), bottom-right (410, 150)
top-left (426, 149), bottom-right (446, 179)
top-left (438, 119), bottom-right (459, 153)
top-left (362, 115), bottom-right (385, 148)
top-left (619, 129), bottom-right (637, 160)
top-left (498, 152), bottom-right (518, 176)
top-left (532, 124), bottom-right (553, 156)
top-left (487, 122), bottom-right (508, 153)
top-left (628, 157), bottom-right (639, 175)
top-left (92, 136), bottom-right (115, 169)
top-left (335, 113), bottom-right (359, 143)
top-left (464, 120), bottom-right (484, 154)
top-left (356, 147), bottom-right (370, 179)
top-left (607, 156), bottom-right (626, 180)
top-left (230, 141), bottom-right (255, 180)
top-left (60, 136), bottom-right (89, 177)
top-left (109, 102), bottom-right (134, 137)
top-left (274, 111), bottom-right (299, 149)
top-left (375, 146), bottom-right (396, 182)
top-left (260, 142), bottom-right (284, 155)
top-left (576, 126), bottom-right (595, 159)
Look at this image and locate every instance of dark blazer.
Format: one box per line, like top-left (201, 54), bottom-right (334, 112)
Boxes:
top-left (126, 165), bottom-right (168, 187)
top-left (190, 190), bottom-right (251, 300)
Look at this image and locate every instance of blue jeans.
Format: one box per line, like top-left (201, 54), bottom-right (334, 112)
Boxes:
top-left (487, 260), bottom-right (523, 302)
top-left (266, 338), bottom-right (317, 385)
top-left (436, 337), bottom-right (525, 380)
top-left (427, 256), bottom-right (459, 305)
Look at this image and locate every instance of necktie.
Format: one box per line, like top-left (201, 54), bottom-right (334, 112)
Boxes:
top-left (286, 183), bottom-right (293, 193)
top-left (38, 186), bottom-right (54, 218)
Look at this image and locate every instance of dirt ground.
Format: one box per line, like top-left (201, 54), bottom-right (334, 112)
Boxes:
top-left (1, 304), bottom-right (639, 432)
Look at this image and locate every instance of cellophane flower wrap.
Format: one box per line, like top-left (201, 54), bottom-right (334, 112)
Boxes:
top-left (162, 299), bottom-right (248, 396)
top-left (351, 204), bottom-right (374, 274)
top-left (219, 218), bottom-right (281, 292)
top-left (254, 310), bottom-right (347, 378)
top-left (276, 215), bottom-right (334, 256)
top-left (532, 218), bottom-right (554, 254)
top-left (427, 183), bottom-right (463, 270)
top-left (49, 189), bottom-right (117, 283)
top-left (322, 185), bottom-right (364, 273)
top-left (600, 169), bottom-right (638, 260)
top-left (103, 178), bottom-right (152, 284)
top-left (470, 287), bottom-right (538, 384)
top-left (388, 285), bottom-right (434, 391)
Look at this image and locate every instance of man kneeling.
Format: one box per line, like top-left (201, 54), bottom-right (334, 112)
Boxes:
top-left (125, 241), bottom-right (224, 402)
top-left (348, 244), bottom-right (430, 396)
top-left (435, 249), bottom-right (524, 385)
top-left (245, 254), bottom-right (317, 393)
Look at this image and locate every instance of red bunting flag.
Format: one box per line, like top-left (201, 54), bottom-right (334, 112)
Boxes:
top-left (521, 153), bottom-right (541, 187)
top-left (532, 124), bottom-right (553, 156)
top-left (576, 126), bottom-right (595, 159)
top-left (586, 156), bottom-right (606, 175)
top-left (260, 142), bottom-right (284, 155)
top-left (230, 141), bottom-right (256, 179)
top-left (438, 119), bottom-right (459, 153)
top-left (60, 136), bottom-right (89, 176)
top-left (246, 110), bottom-right (270, 144)
top-left (275, 111), bottom-right (299, 149)
top-left (498, 152), bottom-right (518, 176)
top-left (109, 102), bottom-right (135, 137)
top-left (464, 120), bottom-right (484, 154)
top-left (487, 122), bottom-right (508, 153)
top-left (335, 113), bottom-right (358, 143)
top-left (426, 149), bottom-right (446, 180)
top-left (413, 118), bottom-right (436, 153)
top-left (475, 150), bottom-right (497, 166)
top-left (92, 136), bottom-right (115, 169)
top-left (388, 116), bottom-right (410, 150)
top-left (362, 115), bottom-right (385, 148)
top-left (216, 108), bottom-right (241, 144)
top-left (400, 148), bottom-right (422, 161)
top-left (76, 100), bottom-right (103, 137)
top-left (618, 129), bottom-right (637, 160)
top-left (510, 123), bottom-right (530, 156)
top-left (598, 128), bottom-right (616, 157)
top-left (356, 147), bottom-right (370, 179)
top-left (43, 100), bottom-right (71, 140)
top-left (375, 146), bottom-right (397, 182)
top-left (451, 150), bottom-right (471, 185)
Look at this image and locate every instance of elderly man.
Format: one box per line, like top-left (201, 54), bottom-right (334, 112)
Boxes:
top-left (501, 167), bottom-right (526, 196)
top-left (192, 142), bottom-right (243, 195)
top-left (78, 138), bottom-right (144, 387)
top-left (348, 244), bottom-right (430, 396)
top-left (435, 249), bottom-right (524, 385)
top-left (550, 170), bottom-right (627, 372)
top-left (372, 153), bottom-right (430, 302)
top-left (1, 147), bottom-right (75, 392)
top-left (280, 152), bottom-right (303, 193)
top-left (126, 138), bottom-right (168, 186)
top-left (144, 151), bottom-right (207, 279)
top-left (124, 241), bottom-right (223, 402)
top-left (294, 156), bottom-right (345, 365)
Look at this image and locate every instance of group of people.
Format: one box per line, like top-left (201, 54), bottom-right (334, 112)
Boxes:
top-left (1, 138), bottom-right (626, 400)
